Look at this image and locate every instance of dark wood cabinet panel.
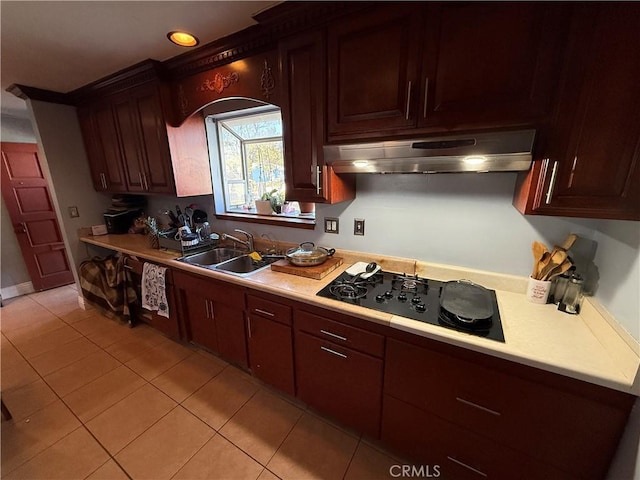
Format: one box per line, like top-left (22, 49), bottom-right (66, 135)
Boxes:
top-left (78, 102), bottom-right (127, 192)
top-left (113, 93), bottom-right (145, 193)
top-left (174, 271), bottom-right (246, 366)
top-left (294, 329), bottom-right (383, 438)
top-left (419, 2), bottom-right (568, 130)
top-left (248, 314), bottom-right (295, 395)
top-left (327, 4), bottom-right (422, 137)
top-left (514, 3), bottom-right (640, 220)
top-left (382, 395), bottom-right (568, 480)
top-left (384, 338), bottom-right (633, 479)
top-left (279, 30), bottom-right (355, 204)
top-left (246, 293), bottom-right (295, 394)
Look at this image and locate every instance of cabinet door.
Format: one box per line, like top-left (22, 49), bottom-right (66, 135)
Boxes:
top-left (131, 85), bottom-right (176, 194)
top-left (79, 102), bottom-right (128, 192)
top-left (280, 30), bottom-right (326, 202)
top-left (181, 288), bottom-right (218, 352)
top-left (247, 314), bottom-right (295, 395)
top-left (213, 302), bottom-right (248, 368)
top-left (327, 4), bottom-right (422, 137)
top-left (420, 3), bottom-right (567, 130)
top-left (534, 4), bottom-right (640, 220)
top-left (295, 330), bottom-right (382, 438)
top-left (113, 94), bottom-right (146, 193)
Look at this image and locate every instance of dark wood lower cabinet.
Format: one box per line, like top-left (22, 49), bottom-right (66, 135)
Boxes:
top-left (246, 293), bottom-right (295, 395)
top-left (174, 271), bottom-right (247, 368)
top-left (294, 329), bottom-right (383, 438)
top-left (382, 395), bottom-right (568, 480)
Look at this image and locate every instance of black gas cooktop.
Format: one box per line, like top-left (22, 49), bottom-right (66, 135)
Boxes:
top-left (317, 271), bottom-right (505, 342)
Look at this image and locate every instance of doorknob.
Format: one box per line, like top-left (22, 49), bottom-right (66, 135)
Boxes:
top-left (14, 222), bottom-right (27, 234)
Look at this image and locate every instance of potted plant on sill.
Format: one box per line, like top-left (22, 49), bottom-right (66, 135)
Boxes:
top-left (255, 189), bottom-right (284, 215)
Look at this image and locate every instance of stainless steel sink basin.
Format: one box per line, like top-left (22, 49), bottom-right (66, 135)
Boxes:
top-left (178, 248), bottom-right (246, 267)
top-left (214, 255), bottom-right (281, 277)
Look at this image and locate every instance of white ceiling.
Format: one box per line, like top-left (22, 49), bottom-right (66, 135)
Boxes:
top-left (0, 0), bottom-right (279, 118)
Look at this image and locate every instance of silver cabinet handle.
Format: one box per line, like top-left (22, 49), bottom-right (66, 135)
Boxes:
top-left (456, 397), bottom-right (501, 416)
top-left (321, 346), bottom-right (347, 359)
top-left (142, 172), bottom-right (149, 191)
top-left (205, 299), bottom-right (210, 319)
top-left (446, 456), bottom-right (487, 478)
top-left (100, 173), bottom-right (107, 189)
top-left (209, 301), bottom-right (215, 320)
top-left (423, 77), bottom-right (429, 118)
top-left (138, 172), bottom-right (145, 190)
top-left (247, 316), bottom-right (252, 338)
top-left (545, 159), bottom-right (559, 204)
top-left (320, 329), bottom-right (347, 342)
top-left (405, 81), bottom-right (412, 120)
top-left (316, 165), bottom-right (322, 195)
top-left (254, 308), bottom-right (274, 317)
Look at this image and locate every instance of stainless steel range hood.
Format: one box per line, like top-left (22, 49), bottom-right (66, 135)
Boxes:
top-left (323, 129), bottom-right (536, 174)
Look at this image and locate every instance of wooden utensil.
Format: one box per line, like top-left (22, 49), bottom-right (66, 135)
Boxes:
top-left (546, 259), bottom-right (573, 281)
top-left (531, 241), bottom-right (548, 279)
top-left (539, 250), bottom-right (568, 281)
top-left (560, 233), bottom-right (578, 251)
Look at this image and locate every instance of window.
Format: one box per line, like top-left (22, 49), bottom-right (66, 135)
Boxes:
top-left (208, 108), bottom-right (307, 219)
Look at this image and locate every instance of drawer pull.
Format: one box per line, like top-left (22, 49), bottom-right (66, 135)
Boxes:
top-left (123, 264), bottom-right (133, 270)
top-left (247, 316), bottom-right (252, 338)
top-left (320, 329), bottom-right (347, 342)
top-left (254, 308), bottom-right (275, 317)
top-left (446, 456), bottom-right (487, 478)
top-left (321, 346), bottom-right (347, 359)
top-left (456, 397), bottom-right (501, 416)
top-left (405, 81), bottom-right (412, 120)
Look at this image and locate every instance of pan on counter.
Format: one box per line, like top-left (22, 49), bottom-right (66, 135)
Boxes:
top-left (285, 242), bottom-right (335, 267)
top-left (440, 280), bottom-right (494, 325)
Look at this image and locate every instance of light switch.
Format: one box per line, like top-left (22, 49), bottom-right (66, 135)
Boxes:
top-left (324, 217), bottom-right (339, 234)
top-left (354, 218), bottom-right (365, 236)
top-left (68, 206), bottom-right (80, 218)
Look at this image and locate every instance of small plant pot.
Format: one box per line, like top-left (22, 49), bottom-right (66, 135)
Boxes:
top-left (298, 202), bottom-right (315, 214)
top-left (255, 200), bottom-right (273, 215)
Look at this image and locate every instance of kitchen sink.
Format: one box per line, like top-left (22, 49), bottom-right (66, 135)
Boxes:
top-left (178, 248), bottom-right (246, 267)
top-left (214, 255), bottom-right (281, 277)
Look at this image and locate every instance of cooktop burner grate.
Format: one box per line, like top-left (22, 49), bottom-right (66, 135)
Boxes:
top-left (317, 270), bottom-right (505, 342)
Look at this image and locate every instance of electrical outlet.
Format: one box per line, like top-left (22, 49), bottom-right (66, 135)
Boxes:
top-left (354, 218), bottom-right (365, 236)
top-left (68, 206), bottom-right (79, 218)
top-left (324, 217), bottom-right (339, 234)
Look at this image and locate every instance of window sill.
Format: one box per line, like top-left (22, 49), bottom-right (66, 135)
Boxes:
top-left (214, 212), bottom-right (315, 230)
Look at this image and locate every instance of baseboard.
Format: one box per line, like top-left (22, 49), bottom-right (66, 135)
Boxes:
top-left (1, 281), bottom-right (35, 300)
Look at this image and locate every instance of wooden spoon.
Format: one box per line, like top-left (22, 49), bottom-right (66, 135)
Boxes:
top-left (546, 259), bottom-right (573, 281)
top-left (539, 250), bottom-right (568, 281)
top-left (531, 241), bottom-right (548, 279)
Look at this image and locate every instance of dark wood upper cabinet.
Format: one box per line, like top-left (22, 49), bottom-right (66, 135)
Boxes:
top-left (327, 4), bottom-right (422, 138)
top-left (327, 2), bottom-right (568, 140)
top-left (514, 3), bottom-right (640, 220)
top-left (279, 30), bottom-right (355, 204)
top-left (420, 2), bottom-right (568, 130)
top-left (78, 80), bottom-right (211, 197)
top-left (78, 101), bottom-right (127, 192)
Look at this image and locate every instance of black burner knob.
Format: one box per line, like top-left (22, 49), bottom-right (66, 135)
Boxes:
top-left (397, 292), bottom-right (407, 301)
top-left (415, 303), bottom-right (427, 312)
top-left (411, 295), bottom-right (422, 305)
top-left (384, 290), bottom-right (394, 299)
top-left (375, 294), bottom-right (385, 303)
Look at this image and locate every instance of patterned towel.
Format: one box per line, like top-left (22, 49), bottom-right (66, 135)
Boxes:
top-left (141, 263), bottom-right (169, 318)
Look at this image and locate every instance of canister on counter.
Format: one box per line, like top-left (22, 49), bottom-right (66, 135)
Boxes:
top-left (559, 274), bottom-right (584, 314)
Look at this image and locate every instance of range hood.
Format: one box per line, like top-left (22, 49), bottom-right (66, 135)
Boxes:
top-left (323, 129), bottom-right (536, 174)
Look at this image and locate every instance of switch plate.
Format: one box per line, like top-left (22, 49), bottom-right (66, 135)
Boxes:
top-left (68, 206), bottom-right (79, 218)
top-left (354, 218), bottom-right (365, 236)
top-left (324, 217), bottom-right (339, 234)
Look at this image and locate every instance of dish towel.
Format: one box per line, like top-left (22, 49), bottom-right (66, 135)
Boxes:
top-left (141, 262), bottom-right (169, 318)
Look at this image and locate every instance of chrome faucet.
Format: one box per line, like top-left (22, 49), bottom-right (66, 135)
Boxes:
top-left (221, 229), bottom-right (254, 252)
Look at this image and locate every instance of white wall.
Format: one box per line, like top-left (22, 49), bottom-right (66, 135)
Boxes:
top-left (26, 101), bottom-right (112, 283)
top-left (147, 172), bottom-right (638, 340)
top-left (1, 115), bottom-right (36, 289)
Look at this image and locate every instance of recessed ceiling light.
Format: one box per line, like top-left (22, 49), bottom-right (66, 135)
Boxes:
top-left (167, 31), bottom-right (199, 47)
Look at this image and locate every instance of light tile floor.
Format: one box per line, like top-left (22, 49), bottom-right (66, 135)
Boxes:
top-left (1, 285), bottom-right (402, 479)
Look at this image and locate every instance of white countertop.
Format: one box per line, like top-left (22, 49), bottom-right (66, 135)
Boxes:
top-left (80, 234), bottom-right (640, 395)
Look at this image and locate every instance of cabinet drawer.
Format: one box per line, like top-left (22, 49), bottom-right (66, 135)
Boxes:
top-left (382, 395), bottom-right (569, 480)
top-left (247, 294), bottom-right (291, 326)
top-left (295, 330), bottom-right (382, 438)
top-left (295, 310), bottom-right (384, 357)
top-left (384, 338), bottom-right (629, 479)
top-left (124, 257), bottom-right (173, 284)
